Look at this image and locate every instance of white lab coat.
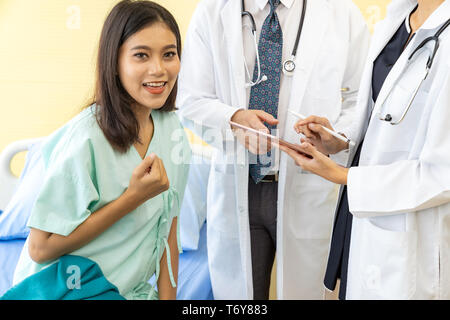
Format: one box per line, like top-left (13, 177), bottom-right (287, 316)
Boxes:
top-left (177, 0), bottom-right (370, 299)
top-left (340, 0), bottom-right (450, 299)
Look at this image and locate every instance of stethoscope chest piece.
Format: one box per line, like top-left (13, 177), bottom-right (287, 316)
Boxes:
top-left (283, 58), bottom-right (296, 76)
top-left (242, 0), bottom-right (307, 84)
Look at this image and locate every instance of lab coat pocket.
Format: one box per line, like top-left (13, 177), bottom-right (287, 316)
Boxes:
top-left (286, 173), bottom-right (339, 240)
top-left (356, 218), bottom-right (417, 300)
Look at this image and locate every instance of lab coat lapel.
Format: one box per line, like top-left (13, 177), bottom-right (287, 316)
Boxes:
top-left (221, 0), bottom-right (253, 299)
top-left (368, 1), bottom-right (418, 118)
top-left (371, 4), bottom-right (450, 123)
top-left (281, 0), bottom-right (330, 201)
top-left (287, 0), bottom-right (330, 118)
top-left (367, 0), bottom-right (416, 62)
top-left (278, 0), bottom-right (331, 263)
top-left (277, 1), bottom-right (332, 298)
top-left (221, 0), bottom-right (246, 109)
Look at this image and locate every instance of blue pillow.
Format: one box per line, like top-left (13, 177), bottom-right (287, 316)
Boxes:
top-left (0, 142), bottom-right (44, 240)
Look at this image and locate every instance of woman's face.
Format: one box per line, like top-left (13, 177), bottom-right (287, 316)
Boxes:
top-left (118, 22), bottom-right (180, 112)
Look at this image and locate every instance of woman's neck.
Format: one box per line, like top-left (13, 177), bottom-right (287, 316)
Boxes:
top-left (132, 104), bottom-right (154, 157)
top-left (132, 104), bottom-right (152, 128)
top-left (411, 0), bottom-right (445, 32)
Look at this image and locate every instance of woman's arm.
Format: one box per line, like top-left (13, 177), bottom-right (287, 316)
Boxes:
top-left (29, 190), bottom-right (140, 264)
top-left (29, 154), bottom-right (169, 264)
top-left (157, 217), bottom-right (179, 300)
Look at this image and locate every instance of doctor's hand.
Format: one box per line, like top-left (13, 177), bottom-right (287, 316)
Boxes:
top-left (278, 142), bottom-right (348, 185)
top-left (125, 153), bottom-right (170, 207)
top-left (294, 116), bottom-right (348, 155)
top-left (231, 109), bottom-right (279, 155)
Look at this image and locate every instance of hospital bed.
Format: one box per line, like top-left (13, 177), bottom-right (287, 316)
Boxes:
top-left (0, 138), bottom-right (213, 299)
top-left (0, 138), bottom-right (42, 296)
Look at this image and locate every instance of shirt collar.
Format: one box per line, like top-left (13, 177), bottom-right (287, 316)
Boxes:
top-left (255, 0), bottom-right (295, 11)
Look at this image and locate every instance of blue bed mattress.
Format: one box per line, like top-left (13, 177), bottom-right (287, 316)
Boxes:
top-left (0, 239), bottom-right (25, 296)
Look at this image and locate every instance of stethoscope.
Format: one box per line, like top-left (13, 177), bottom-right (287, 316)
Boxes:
top-left (377, 18), bottom-right (450, 125)
top-left (241, 0), bottom-right (307, 87)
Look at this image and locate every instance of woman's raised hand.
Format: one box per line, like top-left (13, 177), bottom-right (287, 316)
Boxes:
top-left (125, 153), bottom-right (170, 206)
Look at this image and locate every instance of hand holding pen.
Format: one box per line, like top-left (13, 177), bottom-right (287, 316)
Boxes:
top-left (272, 109), bottom-right (350, 185)
top-left (289, 109), bottom-right (354, 156)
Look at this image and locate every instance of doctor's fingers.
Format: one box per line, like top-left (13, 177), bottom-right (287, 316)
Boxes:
top-left (234, 132), bottom-right (261, 154)
top-left (299, 142), bottom-right (320, 158)
top-left (300, 137), bottom-right (316, 146)
top-left (246, 134), bottom-right (272, 155)
top-left (248, 116), bottom-right (270, 134)
top-left (279, 145), bottom-right (310, 169)
top-left (254, 110), bottom-right (279, 126)
top-left (291, 144), bottom-right (326, 174)
top-left (295, 115), bottom-right (333, 131)
top-left (296, 124), bottom-right (320, 140)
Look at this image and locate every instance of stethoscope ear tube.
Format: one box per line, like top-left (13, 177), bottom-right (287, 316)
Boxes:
top-left (427, 37), bottom-right (439, 70)
top-left (291, 0), bottom-right (307, 58)
top-left (241, 0), bottom-right (308, 82)
top-left (379, 18), bottom-right (450, 125)
top-left (408, 18), bottom-right (450, 69)
top-left (408, 35), bottom-right (439, 70)
top-left (241, 10), bottom-right (256, 33)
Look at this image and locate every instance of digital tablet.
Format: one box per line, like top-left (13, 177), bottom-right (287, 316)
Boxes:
top-left (229, 121), bottom-right (312, 157)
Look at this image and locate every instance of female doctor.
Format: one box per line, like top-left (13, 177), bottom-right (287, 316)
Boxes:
top-left (280, 0), bottom-right (450, 299)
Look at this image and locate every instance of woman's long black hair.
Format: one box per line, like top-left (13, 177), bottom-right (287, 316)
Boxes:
top-left (90, 0), bottom-right (181, 153)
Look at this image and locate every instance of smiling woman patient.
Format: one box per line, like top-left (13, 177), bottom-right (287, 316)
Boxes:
top-left (2, 0), bottom-right (191, 300)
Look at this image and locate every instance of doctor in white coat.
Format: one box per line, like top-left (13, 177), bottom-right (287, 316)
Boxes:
top-left (282, 0), bottom-right (450, 299)
top-left (177, 0), bottom-right (370, 299)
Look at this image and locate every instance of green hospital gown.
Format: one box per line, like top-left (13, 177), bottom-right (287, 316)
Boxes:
top-left (12, 105), bottom-right (191, 300)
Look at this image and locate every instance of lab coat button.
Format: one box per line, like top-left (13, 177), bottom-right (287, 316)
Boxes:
top-left (385, 114), bottom-right (392, 122)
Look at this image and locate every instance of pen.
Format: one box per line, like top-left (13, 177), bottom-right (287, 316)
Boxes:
top-left (288, 109), bottom-right (355, 147)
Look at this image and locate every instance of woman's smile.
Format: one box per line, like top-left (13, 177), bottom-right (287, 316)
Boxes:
top-left (143, 81), bottom-right (168, 95)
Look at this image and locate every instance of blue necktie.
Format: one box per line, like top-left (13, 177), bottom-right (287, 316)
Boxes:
top-left (248, 0), bottom-right (283, 184)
